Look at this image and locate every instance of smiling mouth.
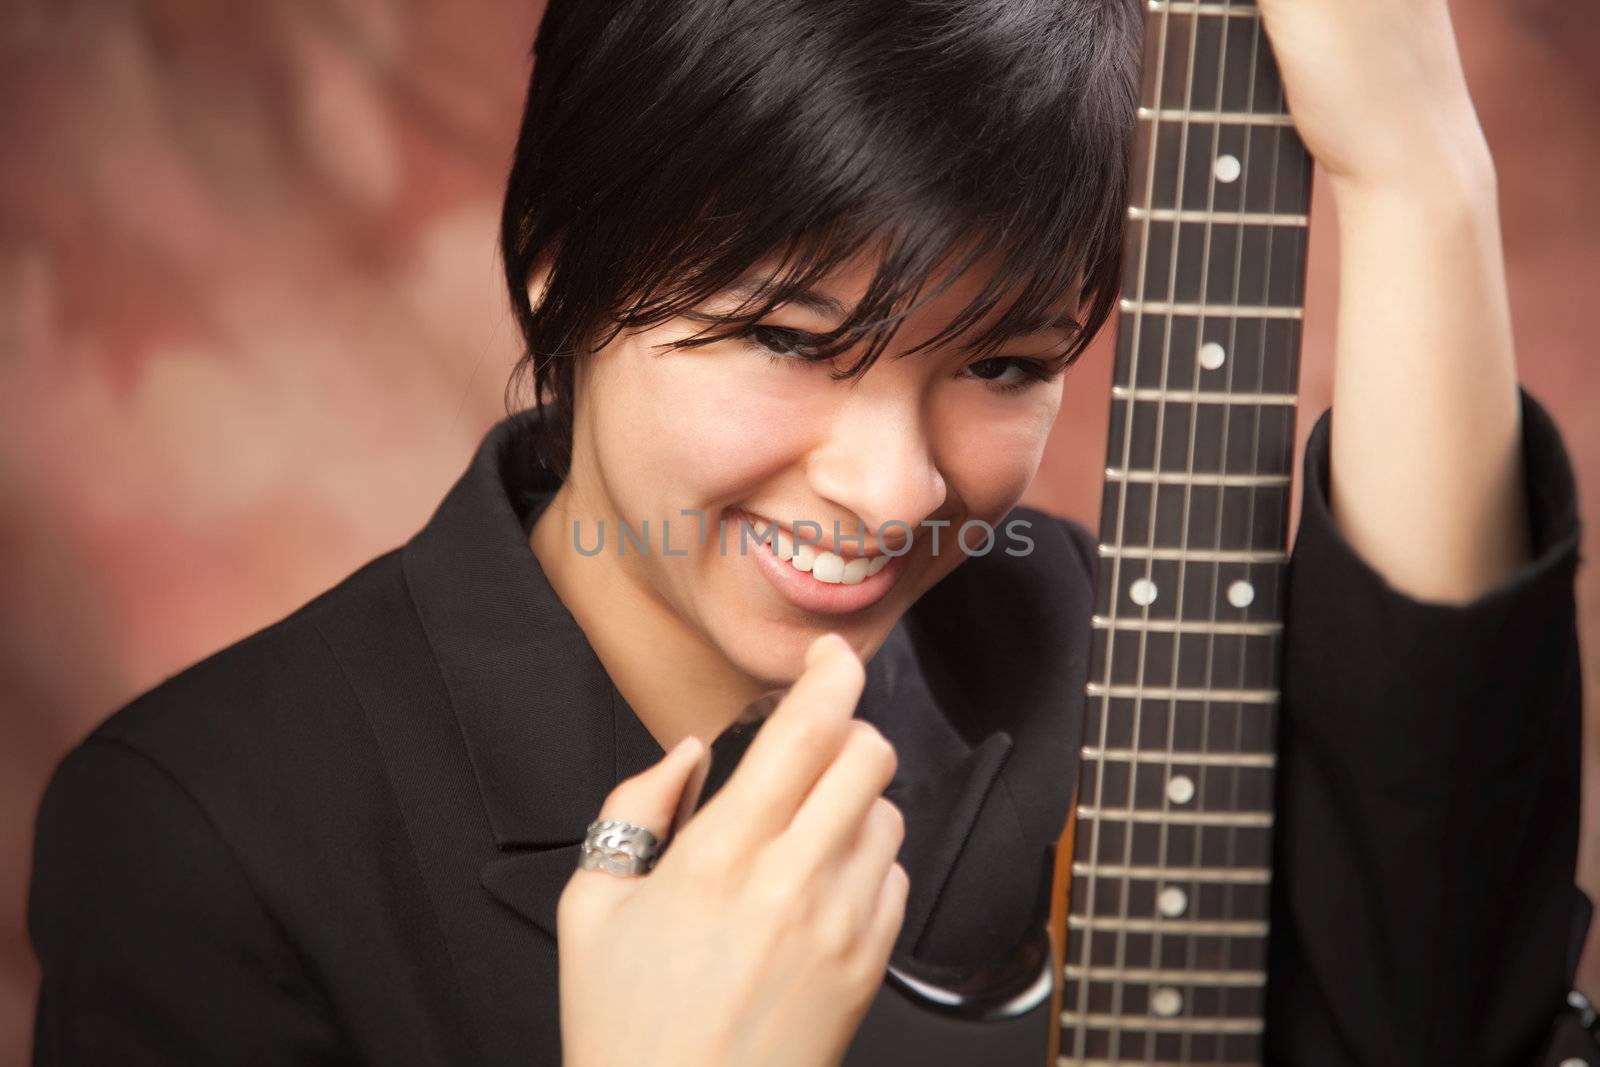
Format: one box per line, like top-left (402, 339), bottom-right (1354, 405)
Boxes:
top-left (731, 509), bottom-right (895, 587)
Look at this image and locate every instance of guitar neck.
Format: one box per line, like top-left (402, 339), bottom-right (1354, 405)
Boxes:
top-left (1059, 2), bottom-right (1314, 1063)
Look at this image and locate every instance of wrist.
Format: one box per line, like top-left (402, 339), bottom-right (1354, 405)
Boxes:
top-left (1325, 119), bottom-right (1498, 210)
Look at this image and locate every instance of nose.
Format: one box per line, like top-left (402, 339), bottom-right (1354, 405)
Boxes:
top-left (805, 395), bottom-right (947, 553)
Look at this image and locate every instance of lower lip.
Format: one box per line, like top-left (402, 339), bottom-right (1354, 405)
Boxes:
top-left (731, 510), bottom-right (907, 616)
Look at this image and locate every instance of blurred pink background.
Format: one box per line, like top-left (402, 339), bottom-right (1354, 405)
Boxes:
top-left (1, 2), bottom-right (1594, 1061)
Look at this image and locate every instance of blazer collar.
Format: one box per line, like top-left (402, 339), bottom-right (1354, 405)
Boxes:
top-left (401, 408), bottom-right (1070, 958)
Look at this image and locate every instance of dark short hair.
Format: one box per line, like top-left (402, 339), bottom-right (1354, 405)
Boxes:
top-left (500, 0), bottom-right (1143, 480)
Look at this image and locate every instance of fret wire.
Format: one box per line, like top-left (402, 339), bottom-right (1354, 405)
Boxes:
top-left (1081, 747), bottom-right (1276, 768)
top-left (1092, 614), bottom-right (1284, 635)
top-left (1071, 862), bottom-right (1272, 883)
top-left (1068, 916), bottom-right (1269, 936)
top-left (1111, 384), bottom-right (1297, 404)
top-left (1061, 1012), bottom-right (1264, 1035)
top-left (1086, 682), bottom-right (1279, 702)
top-left (1119, 298), bottom-right (1303, 319)
top-left (1065, 965), bottom-right (1267, 986)
top-left (1105, 468), bottom-right (1291, 487)
top-left (1097, 545), bottom-right (1288, 562)
top-left (1077, 807), bottom-right (1273, 827)
top-left (1146, 0), bottom-right (1260, 15)
top-left (1127, 206), bottom-right (1307, 226)
top-left (1139, 106), bottom-right (1291, 126)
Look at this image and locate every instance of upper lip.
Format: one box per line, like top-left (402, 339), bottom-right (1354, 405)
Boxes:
top-left (733, 509), bottom-right (886, 559)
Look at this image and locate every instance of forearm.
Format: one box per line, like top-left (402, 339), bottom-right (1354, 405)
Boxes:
top-left (1323, 151), bottom-right (1531, 605)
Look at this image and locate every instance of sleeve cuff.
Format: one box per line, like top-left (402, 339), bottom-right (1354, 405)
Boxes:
top-left (1295, 383), bottom-right (1583, 612)
top-left (1284, 381), bottom-right (1584, 787)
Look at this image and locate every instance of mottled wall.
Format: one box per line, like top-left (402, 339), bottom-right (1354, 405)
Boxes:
top-left (1, 1), bottom-right (1594, 1061)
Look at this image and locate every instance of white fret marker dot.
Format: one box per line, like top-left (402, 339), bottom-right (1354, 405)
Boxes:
top-left (1227, 579), bottom-right (1255, 608)
top-left (1129, 577), bottom-right (1158, 606)
top-left (1213, 154), bottom-right (1242, 184)
top-left (1157, 886), bottom-right (1189, 918)
top-left (1166, 774), bottom-right (1196, 805)
top-left (1151, 987), bottom-right (1184, 1017)
top-left (1198, 341), bottom-right (1226, 371)
top-left (1557, 1059), bottom-right (1587, 1067)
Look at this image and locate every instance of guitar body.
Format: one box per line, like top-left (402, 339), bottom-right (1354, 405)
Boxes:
top-left (842, 976), bottom-right (1055, 1067)
top-left (1054, 1), bottom-right (1314, 1063)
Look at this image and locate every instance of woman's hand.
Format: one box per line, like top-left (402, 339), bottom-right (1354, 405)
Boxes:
top-left (1256, 0), bottom-right (1493, 193)
top-left (556, 632), bottom-right (909, 1067)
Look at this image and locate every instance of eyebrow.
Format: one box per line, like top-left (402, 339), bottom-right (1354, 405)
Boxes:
top-left (720, 281), bottom-right (850, 320)
top-left (715, 281), bottom-right (1080, 339)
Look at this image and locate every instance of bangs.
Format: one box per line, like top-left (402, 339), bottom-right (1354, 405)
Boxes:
top-left (501, 0), bottom-right (1143, 477)
top-left (608, 192), bottom-right (1116, 379)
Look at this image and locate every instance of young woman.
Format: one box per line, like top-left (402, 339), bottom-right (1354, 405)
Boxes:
top-left (28, 0), bottom-right (1586, 1064)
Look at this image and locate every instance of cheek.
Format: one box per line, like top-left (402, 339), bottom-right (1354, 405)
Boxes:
top-left (940, 389), bottom-right (1062, 525)
top-left (586, 333), bottom-right (813, 509)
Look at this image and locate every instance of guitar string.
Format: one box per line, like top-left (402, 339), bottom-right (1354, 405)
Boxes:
top-left (1250, 17), bottom-right (1299, 1047)
top-left (1225, 8), bottom-right (1289, 1051)
top-left (1107, 1), bottom-right (1206, 1058)
top-left (1132, 4), bottom-right (1228, 1062)
top-left (1216, 4), bottom-right (1267, 1049)
top-left (1068, 0), bottom-right (1175, 1056)
top-left (1172, 2), bottom-right (1242, 1059)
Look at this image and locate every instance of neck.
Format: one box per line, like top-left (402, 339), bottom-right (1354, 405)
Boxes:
top-left (528, 482), bottom-right (772, 755)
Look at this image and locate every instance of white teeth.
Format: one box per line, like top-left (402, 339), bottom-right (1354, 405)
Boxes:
top-left (784, 545), bottom-right (890, 586)
top-left (743, 512), bottom-right (896, 587)
top-left (811, 552), bottom-right (845, 583)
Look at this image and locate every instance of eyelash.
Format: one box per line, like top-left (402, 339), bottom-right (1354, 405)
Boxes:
top-left (739, 326), bottom-right (1063, 395)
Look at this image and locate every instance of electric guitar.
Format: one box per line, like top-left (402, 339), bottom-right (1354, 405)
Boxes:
top-left (1053, 0), bottom-right (1312, 1062)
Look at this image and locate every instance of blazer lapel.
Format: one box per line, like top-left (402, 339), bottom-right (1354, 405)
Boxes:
top-left (479, 844), bottom-right (582, 938)
top-left (402, 407), bottom-right (650, 941)
top-left (477, 686), bottom-right (668, 939)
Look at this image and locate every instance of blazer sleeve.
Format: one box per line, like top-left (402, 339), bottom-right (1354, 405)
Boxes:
top-left (1262, 385), bottom-right (1588, 1066)
top-left (29, 737), bottom-right (352, 1065)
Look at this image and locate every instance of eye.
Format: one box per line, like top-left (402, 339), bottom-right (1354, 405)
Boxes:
top-left (740, 326), bottom-right (831, 364)
top-left (962, 356), bottom-right (1063, 394)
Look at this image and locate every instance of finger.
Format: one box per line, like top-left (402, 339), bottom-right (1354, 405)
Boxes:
top-left (573, 735), bottom-right (707, 887)
top-left (778, 720), bottom-right (898, 872)
top-left (828, 796), bottom-right (906, 935)
top-left (696, 633), bottom-right (865, 848)
top-left (860, 859), bottom-right (910, 971)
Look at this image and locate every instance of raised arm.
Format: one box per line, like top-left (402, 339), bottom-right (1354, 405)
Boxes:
top-left (1255, 3), bottom-right (1588, 1063)
top-left (1258, 0), bottom-right (1527, 604)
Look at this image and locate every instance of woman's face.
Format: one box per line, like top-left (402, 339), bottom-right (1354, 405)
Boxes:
top-left (553, 250), bottom-right (1073, 687)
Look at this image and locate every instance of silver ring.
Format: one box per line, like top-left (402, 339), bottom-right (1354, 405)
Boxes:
top-left (578, 818), bottom-right (662, 877)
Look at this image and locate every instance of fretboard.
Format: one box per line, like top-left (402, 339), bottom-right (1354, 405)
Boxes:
top-left (1059, 2), bottom-right (1313, 1063)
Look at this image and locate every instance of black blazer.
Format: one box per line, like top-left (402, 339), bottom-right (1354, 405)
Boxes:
top-left (28, 387), bottom-right (1589, 1065)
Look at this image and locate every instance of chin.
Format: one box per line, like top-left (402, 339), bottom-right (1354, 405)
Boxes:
top-left (725, 638), bottom-right (806, 692)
